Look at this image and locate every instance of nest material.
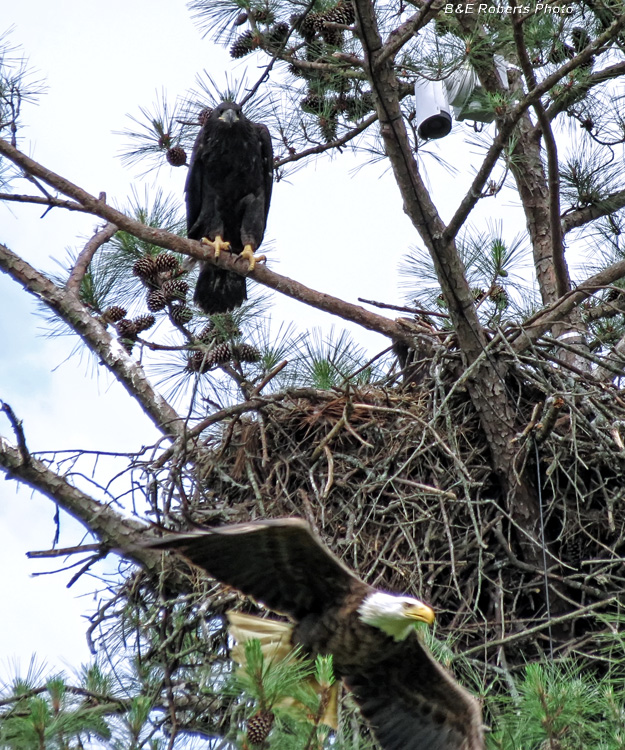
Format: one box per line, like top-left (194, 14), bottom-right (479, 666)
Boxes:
top-left (187, 359), bottom-right (625, 670)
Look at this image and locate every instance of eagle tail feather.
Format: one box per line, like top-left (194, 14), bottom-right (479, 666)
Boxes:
top-left (226, 611), bottom-right (339, 729)
top-left (194, 264), bottom-right (247, 313)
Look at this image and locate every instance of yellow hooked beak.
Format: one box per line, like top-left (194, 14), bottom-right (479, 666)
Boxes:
top-left (404, 601), bottom-right (436, 626)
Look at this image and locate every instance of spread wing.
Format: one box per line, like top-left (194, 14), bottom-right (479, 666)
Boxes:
top-left (345, 633), bottom-right (484, 750)
top-left (142, 518), bottom-right (367, 620)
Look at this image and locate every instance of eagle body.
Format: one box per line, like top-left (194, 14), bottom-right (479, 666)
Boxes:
top-left (186, 102), bottom-right (273, 313)
top-left (143, 519), bottom-right (484, 750)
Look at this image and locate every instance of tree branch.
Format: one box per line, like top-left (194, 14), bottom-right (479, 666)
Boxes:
top-left (561, 188), bottom-right (625, 234)
top-left (510, 258), bottom-right (625, 354)
top-left (0, 192), bottom-right (90, 213)
top-left (0, 138), bottom-right (413, 344)
top-left (66, 222), bottom-right (118, 295)
top-left (0, 242), bottom-right (185, 438)
top-left (513, 16), bottom-right (568, 300)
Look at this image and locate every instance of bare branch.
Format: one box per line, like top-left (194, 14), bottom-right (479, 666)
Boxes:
top-left (0, 192), bottom-right (90, 212)
top-left (66, 222), bottom-right (118, 295)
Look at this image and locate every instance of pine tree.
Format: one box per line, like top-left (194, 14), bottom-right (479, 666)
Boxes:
top-left (2, 3), bottom-right (625, 747)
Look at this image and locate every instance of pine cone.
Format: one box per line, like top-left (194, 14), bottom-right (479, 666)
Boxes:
top-left (299, 12), bottom-right (321, 38)
top-left (319, 114), bottom-right (337, 143)
top-left (162, 279), bottom-right (190, 301)
top-left (196, 322), bottom-right (216, 343)
top-left (234, 343), bottom-right (261, 363)
top-left (170, 303), bottom-right (194, 325)
top-left (322, 1), bottom-right (355, 25)
top-left (266, 22), bottom-right (289, 51)
top-left (247, 711), bottom-right (274, 745)
top-left (230, 30), bottom-right (260, 58)
top-left (186, 349), bottom-right (212, 373)
top-left (133, 255), bottom-right (157, 282)
top-left (198, 107), bottom-right (212, 125)
top-left (251, 7), bottom-right (274, 24)
top-left (133, 314), bottom-right (156, 333)
top-left (301, 93), bottom-right (326, 115)
top-left (166, 146), bottom-right (187, 167)
top-left (117, 319), bottom-right (139, 338)
top-left (320, 27), bottom-right (343, 46)
top-left (154, 252), bottom-right (181, 273)
top-left (147, 289), bottom-right (167, 312)
top-left (489, 284), bottom-right (509, 307)
top-left (235, 11), bottom-right (248, 25)
top-left (103, 305), bottom-right (127, 323)
top-left (208, 342), bottom-right (233, 365)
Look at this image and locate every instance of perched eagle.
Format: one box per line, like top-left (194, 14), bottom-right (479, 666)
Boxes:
top-left (186, 101), bottom-right (273, 313)
top-left (144, 518), bottom-right (484, 750)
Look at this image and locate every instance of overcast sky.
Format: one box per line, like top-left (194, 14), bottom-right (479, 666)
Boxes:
top-left (0, 0), bottom-right (530, 685)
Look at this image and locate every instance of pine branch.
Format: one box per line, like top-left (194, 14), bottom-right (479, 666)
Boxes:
top-left (561, 188), bottom-right (625, 234)
top-left (0, 192), bottom-right (90, 212)
top-left (0, 137), bottom-right (412, 344)
top-left (0, 437), bottom-right (152, 564)
top-left (0, 242), bottom-right (184, 438)
top-left (274, 112), bottom-right (378, 168)
top-left (66, 222), bottom-right (118, 295)
top-left (510, 257), bottom-right (625, 354)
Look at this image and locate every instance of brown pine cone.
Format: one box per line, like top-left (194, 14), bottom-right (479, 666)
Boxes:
top-left (103, 305), bottom-right (127, 323)
top-left (169, 303), bottom-right (194, 325)
top-left (154, 252), bottom-right (181, 273)
top-left (166, 146), bottom-right (187, 166)
top-left (146, 289), bottom-right (167, 312)
top-left (133, 255), bottom-right (157, 282)
top-left (247, 711), bottom-right (274, 745)
top-left (162, 279), bottom-right (189, 302)
top-left (133, 314), bottom-right (156, 333)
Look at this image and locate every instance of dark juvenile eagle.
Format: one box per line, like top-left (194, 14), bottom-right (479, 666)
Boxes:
top-left (186, 101), bottom-right (273, 313)
top-left (144, 518), bottom-right (484, 750)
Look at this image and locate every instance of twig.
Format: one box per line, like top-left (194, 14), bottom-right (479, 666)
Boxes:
top-left (1, 401), bottom-right (29, 465)
top-left (460, 598), bottom-right (617, 658)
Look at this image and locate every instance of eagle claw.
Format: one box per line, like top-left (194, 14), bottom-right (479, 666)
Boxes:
top-left (201, 236), bottom-right (231, 259)
top-left (240, 244), bottom-right (266, 271)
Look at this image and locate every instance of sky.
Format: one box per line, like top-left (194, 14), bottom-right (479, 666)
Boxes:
top-left (0, 0), bottom-right (530, 687)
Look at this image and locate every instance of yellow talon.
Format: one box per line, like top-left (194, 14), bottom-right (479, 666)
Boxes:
top-left (201, 235), bottom-right (231, 259)
top-left (240, 244), bottom-right (266, 271)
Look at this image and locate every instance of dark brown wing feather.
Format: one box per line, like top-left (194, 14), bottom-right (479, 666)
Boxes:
top-left (255, 122), bottom-right (273, 228)
top-left (143, 518), bottom-right (364, 620)
top-left (345, 633), bottom-right (484, 750)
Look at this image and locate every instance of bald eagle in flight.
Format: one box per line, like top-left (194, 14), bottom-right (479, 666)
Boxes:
top-left (144, 518), bottom-right (484, 750)
top-left (186, 102), bottom-right (273, 313)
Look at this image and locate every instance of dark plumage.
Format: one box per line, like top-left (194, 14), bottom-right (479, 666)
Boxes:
top-left (186, 102), bottom-right (273, 313)
top-left (143, 518), bottom-right (484, 750)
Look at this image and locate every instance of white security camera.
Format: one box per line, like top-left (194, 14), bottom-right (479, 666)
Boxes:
top-left (446, 56), bottom-right (509, 123)
top-left (414, 56), bottom-right (509, 139)
top-left (414, 78), bottom-right (452, 140)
